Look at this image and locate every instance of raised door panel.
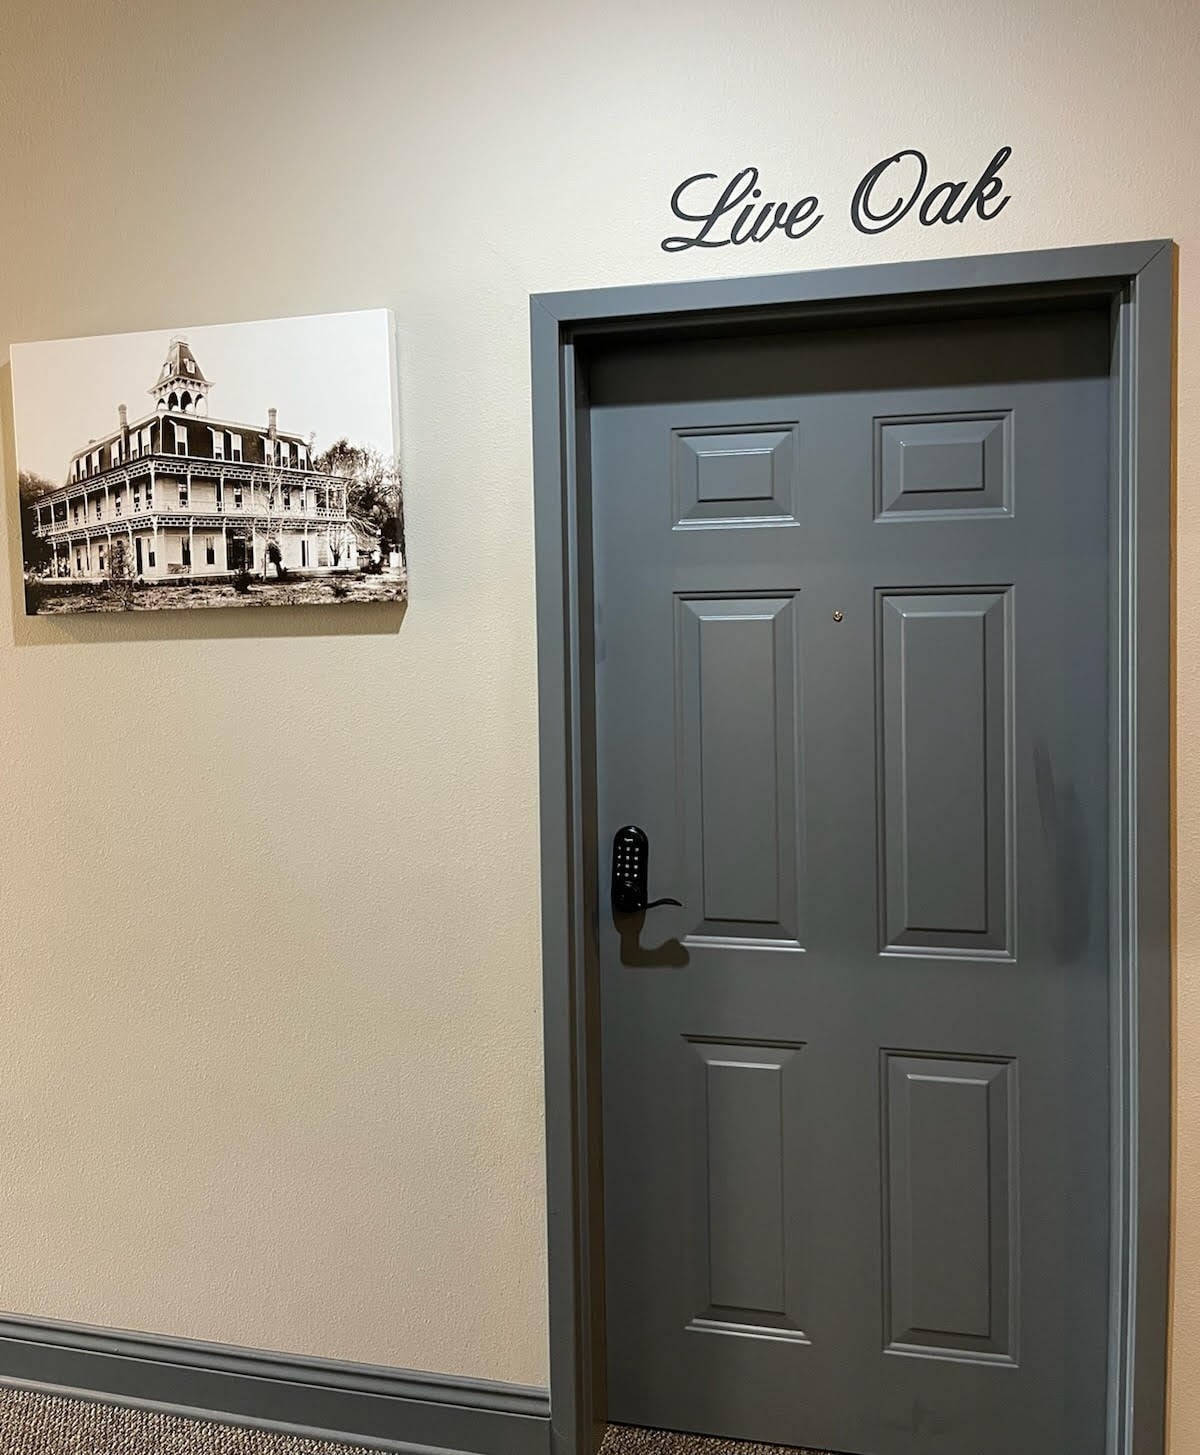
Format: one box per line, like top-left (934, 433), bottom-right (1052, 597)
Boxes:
top-left (874, 411), bottom-right (1013, 519)
top-left (672, 424), bottom-right (800, 527)
top-left (878, 590), bottom-right (1012, 957)
top-left (677, 595), bottom-right (803, 947)
top-left (883, 1052), bottom-right (1017, 1362)
top-left (687, 1039), bottom-right (808, 1343)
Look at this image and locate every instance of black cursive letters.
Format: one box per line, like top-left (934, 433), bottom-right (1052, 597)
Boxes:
top-left (782, 195), bottom-right (822, 239)
top-left (957, 145), bottom-right (1013, 222)
top-left (918, 178), bottom-right (967, 225)
top-left (850, 149), bottom-right (928, 235)
top-left (662, 149), bottom-right (1011, 253)
top-left (662, 169), bottom-right (758, 252)
top-left (662, 168), bottom-right (823, 252)
top-left (852, 145), bottom-right (1012, 234)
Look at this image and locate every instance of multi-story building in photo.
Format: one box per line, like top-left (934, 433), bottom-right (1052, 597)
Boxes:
top-left (31, 338), bottom-right (358, 580)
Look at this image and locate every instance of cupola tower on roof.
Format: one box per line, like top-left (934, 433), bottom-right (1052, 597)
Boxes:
top-left (150, 337), bottom-right (211, 416)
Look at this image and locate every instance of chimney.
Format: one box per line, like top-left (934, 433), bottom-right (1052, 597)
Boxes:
top-left (268, 407), bottom-right (277, 440)
top-left (118, 404), bottom-right (128, 428)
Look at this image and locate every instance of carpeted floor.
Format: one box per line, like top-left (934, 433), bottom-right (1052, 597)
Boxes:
top-left (0, 1386), bottom-right (368, 1455)
top-left (600, 1423), bottom-right (833, 1455)
top-left (0, 1384), bottom-right (837, 1455)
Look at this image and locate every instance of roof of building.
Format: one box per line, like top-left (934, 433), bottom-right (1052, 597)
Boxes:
top-left (152, 337), bottom-right (210, 390)
top-left (58, 339), bottom-right (331, 489)
top-left (70, 412), bottom-right (310, 464)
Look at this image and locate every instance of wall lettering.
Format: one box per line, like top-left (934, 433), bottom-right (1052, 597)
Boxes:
top-left (661, 147), bottom-right (1012, 252)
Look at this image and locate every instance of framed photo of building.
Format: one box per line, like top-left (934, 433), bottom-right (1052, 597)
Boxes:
top-left (11, 309), bottom-right (405, 614)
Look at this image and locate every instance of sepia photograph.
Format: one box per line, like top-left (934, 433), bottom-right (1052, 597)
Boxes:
top-left (12, 308), bottom-right (405, 614)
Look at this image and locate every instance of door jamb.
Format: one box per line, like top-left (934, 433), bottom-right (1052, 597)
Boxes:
top-left (531, 240), bottom-right (1175, 1455)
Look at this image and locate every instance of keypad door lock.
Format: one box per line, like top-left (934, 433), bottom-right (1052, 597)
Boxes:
top-left (611, 825), bottom-right (682, 917)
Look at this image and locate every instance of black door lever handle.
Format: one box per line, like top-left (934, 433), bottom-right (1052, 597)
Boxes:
top-left (611, 825), bottom-right (682, 916)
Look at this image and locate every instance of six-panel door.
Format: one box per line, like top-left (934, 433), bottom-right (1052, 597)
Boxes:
top-left (591, 308), bottom-right (1112, 1455)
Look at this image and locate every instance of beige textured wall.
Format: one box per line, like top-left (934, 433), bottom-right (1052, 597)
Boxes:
top-left (0, 0), bottom-right (1196, 1434)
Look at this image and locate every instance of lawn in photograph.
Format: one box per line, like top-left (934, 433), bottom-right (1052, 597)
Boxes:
top-left (11, 309), bottom-right (405, 614)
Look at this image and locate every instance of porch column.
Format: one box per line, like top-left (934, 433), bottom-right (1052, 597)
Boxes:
top-left (222, 521), bottom-right (228, 569)
top-left (153, 519), bottom-right (160, 575)
top-left (188, 518), bottom-right (194, 574)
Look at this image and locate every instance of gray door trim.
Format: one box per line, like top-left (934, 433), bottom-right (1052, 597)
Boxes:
top-left (531, 240), bottom-right (1175, 1455)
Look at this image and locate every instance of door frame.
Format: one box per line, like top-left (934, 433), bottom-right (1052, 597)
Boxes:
top-left (530, 240), bottom-right (1175, 1455)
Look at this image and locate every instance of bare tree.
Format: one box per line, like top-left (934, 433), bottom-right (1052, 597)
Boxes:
top-left (326, 518), bottom-right (349, 568)
top-left (255, 464), bottom-right (285, 579)
top-left (108, 536), bottom-right (135, 607)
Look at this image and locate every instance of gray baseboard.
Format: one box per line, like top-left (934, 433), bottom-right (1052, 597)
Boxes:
top-left (0, 1313), bottom-right (550, 1455)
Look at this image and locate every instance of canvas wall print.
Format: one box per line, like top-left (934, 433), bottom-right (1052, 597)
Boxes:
top-left (12, 309), bottom-right (405, 614)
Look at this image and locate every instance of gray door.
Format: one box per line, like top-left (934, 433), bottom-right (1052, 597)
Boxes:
top-left (590, 307), bottom-right (1111, 1455)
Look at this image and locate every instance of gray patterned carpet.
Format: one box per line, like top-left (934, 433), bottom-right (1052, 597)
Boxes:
top-left (0, 1386), bottom-right (367, 1454)
top-left (601, 1423), bottom-right (833, 1455)
top-left (0, 1385), bottom-right (837, 1455)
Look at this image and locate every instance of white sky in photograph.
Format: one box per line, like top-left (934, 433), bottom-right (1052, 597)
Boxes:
top-left (10, 309), bottom-right (397, 484)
